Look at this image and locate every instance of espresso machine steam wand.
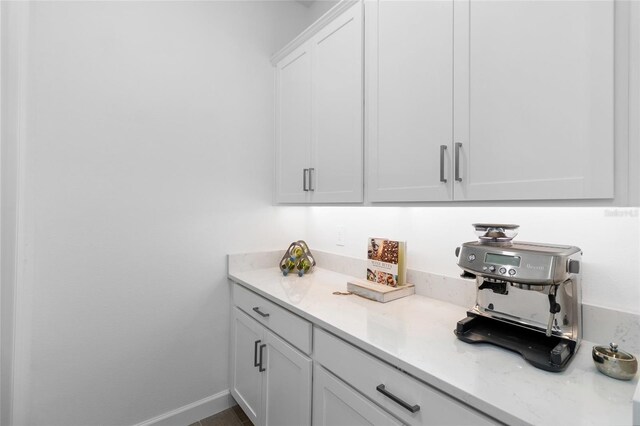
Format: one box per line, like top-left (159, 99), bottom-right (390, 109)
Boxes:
top-left (546, 285), bottom-right (561, 337)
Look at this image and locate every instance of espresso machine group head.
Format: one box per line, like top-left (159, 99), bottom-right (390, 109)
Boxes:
top-left (454, 224), bottom-right (582, 372)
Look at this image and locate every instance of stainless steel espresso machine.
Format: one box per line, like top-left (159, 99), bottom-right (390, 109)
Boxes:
top-left (454, 224), bottom-right (582, 372)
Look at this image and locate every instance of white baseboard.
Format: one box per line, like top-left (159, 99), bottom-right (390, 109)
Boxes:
top-left (133, 390), bottom-right (235, 426)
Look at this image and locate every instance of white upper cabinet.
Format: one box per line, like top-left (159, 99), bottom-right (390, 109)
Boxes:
top-left (366, 0), bottom-right (454, 202)
top-left (366, 0), bottom-right (615, 202)
top-left (453, 0), bottom-right (615, 201)
top-left (311, 5), bottom-right (364, 203)
top-left (274, 1), bottom-right (363, 204)
top-left (276, 0), bottom-right (619, 203)
top-left (275, 44), bottom-right (312, 203)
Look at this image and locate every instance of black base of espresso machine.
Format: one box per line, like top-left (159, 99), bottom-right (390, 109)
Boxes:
top-left (455, 312), bottom-right (577, 372)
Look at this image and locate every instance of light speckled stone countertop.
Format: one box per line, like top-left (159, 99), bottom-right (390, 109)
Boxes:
top-left (228, 254), bottom-right (638, 426)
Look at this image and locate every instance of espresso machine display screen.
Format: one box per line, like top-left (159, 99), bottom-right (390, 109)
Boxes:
top-left (484, 253), bottom-right (521, 267)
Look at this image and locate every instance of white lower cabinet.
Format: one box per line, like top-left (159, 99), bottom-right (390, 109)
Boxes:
top-left (313, 364), bottom-right (403, 426)
top-left (314, 327), bottom-right (497, 426)
top-left (230, 282), bottom-right (496, 425)
top-left (263, 329), bottom-right (312, 426)
top-left (230, 306), bottom-right (263, 424)
top-left (230, 307), bottom-right (312, 426)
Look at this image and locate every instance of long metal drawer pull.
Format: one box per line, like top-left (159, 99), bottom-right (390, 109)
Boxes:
top-left (252, 307), bottom-right (270, 318)
top-left (253, 340), bottom-right (261, 367)
top-left (258, 343), bottom-right (267, 372)
top-left (309, 168), bottom-right (315, 191)
top-left (454, 142), bottom-right (463, 182)
top-left (303, 168), bottom-right (309, 192)
top-left (440, 145), bottom-right (448, 183)
top-left (376, 384), bottom-right (421, 413)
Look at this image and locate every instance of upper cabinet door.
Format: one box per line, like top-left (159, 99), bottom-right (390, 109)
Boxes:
top-left (275, 44), bottom-right (312, 203)
top-left (311, 3), bottom-right (364, 203)
top-left (453, 0), bottom-right (615, 201)
top-left (367, 0), bottom-right (454, 202)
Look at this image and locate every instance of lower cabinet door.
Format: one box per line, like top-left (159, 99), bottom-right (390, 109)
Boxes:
top-left (312, 364), bottom-right (403, 426)
top-left (263, 329), bottom-right (312, 426)
top-left (230, 308), bottom-right (263, 426)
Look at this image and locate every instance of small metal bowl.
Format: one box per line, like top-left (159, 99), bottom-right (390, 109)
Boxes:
top-left (592, 343), bottom-right (638, 380)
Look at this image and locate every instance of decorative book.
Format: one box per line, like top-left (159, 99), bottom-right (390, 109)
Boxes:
top-left (366, 238), bottom-right (407, 287)
top-left (347, 279), bottom-right (415, 303)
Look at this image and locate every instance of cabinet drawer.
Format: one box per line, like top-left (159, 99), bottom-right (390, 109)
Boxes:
top-left (313, 364), bottom-right (403, 426)
top-left (314, 328), bottom-right (496, 426)
top-left (233, 283), bottom-right (312, 354)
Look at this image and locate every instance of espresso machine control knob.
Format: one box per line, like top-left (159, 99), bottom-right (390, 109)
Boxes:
top-left (488, 265), bottom-right (496, 272)
top-left (567, 259), bottom-right (580, 274)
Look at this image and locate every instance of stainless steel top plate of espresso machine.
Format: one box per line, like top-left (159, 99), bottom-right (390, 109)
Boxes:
top-left (454, 224), bottom-right (582, 372)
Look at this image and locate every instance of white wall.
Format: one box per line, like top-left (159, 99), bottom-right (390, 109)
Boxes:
top-left (307, 0), bottom-right (341, 20)
top-left (631, 1), bottom-right (640, 206)
top-left (6, 2), bottom-right (313, 425)
top-left (305, 206), bottom-right (640, 314)
top-left (1, 3), bottom-right (29, 426)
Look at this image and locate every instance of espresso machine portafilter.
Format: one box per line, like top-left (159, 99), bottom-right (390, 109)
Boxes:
top-left (454, 224), bottom-right (582, 372)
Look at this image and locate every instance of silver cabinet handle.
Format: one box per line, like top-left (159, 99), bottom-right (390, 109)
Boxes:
top-left (258, 343), bottom-right (267, 372)
top-left (253, 340), bottom-right (261, 367)
top-left (454, 142), bottom-right (463, 182)
top-left (308, 168), bottom-right (315, 191)
top-left (303, 168), bottom-right (309, 192)
top-left (440, 145), bottom-right (448, 183)
top-left (376, 384), bottom-right (420, 413)
top-left (252, 307), bottom-right (270, 318)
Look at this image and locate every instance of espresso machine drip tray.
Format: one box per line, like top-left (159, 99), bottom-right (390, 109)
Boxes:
top-left (455, 313), bottom-right (577, 372)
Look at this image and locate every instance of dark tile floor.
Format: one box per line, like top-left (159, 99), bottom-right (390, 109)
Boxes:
top-left (189, 405), bottom-right (253, 426)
